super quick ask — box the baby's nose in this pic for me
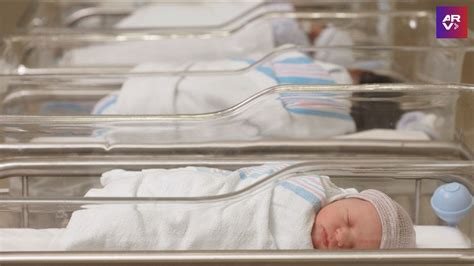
[336,228,351,248]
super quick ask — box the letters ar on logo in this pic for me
[436,6,468,38]
[442,14,461,30]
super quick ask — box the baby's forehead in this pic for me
[336,197,372,207]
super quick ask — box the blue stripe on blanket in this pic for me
[279,92,339,98]
[234,56,314,66]
[287,108,353,121]
[300,176,326,194]
[238,169,269,180]
[237,164,289,181]
[238,166,271,180]
[274,56,314,65]
[238,171,247,180]
[255,66,277,81]
[230,58,279,82]
[94,94,118,115]
[277,77,335,85]
[279,181,321,208]
[41,102,86,114]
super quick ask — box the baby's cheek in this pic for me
[311,216,318,248]
[355,230,382,249]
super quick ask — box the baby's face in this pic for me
[312,198,382,250]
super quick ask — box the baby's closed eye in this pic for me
[345,208,351,226]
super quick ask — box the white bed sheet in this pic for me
[414,225,472,249]
[0,226,470,251]
[0,228,61,251]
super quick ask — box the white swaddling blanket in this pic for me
[60,1,286,66]
[50,164,357,250]
[93,51,353,115]
[92,51,355,142]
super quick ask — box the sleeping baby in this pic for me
[51,164,415,250]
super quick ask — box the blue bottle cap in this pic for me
[444,183,460,192]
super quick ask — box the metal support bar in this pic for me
[415,179,421,225]
[21,176,29,228]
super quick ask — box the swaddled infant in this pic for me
[51,164,415,250]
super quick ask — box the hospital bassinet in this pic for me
[1,158,474,264]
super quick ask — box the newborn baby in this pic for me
[51,164,415,250]
[312,189,415,249]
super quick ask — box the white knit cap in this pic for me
[347,189,416,249]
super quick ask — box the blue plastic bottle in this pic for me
[431,182,473,226]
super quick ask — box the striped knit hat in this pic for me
[348,189,416,249]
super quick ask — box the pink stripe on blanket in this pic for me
[290,178,326,203]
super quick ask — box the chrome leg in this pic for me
[415,179,421,225]
[21,176,29,228]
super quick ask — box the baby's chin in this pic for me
[311,223,318,248]
[311,233,319,249]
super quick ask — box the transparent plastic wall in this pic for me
[2,9,472,74]
[0,84,470,159]
[16,0,441,30]
[0,46,472,118]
